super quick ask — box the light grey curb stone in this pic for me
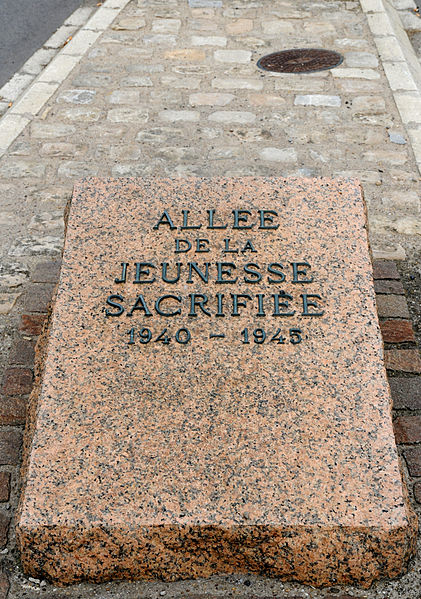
[0,0,131,159]
[360,0,421,174]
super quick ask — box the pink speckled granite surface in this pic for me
[16,177,416,587]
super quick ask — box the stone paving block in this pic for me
[29,212,64,235]
[375,36,406,61]
[294,95,341,107]
[107,108,149,122]
[1,368,33,397]
[208,111,255,123]
[60,29,102,57]
[0,513,10,548]
[159,110,199,122]
[374,279,404,294]
[143,34,178,46]
[108,90,141,104]
[389,131,406,144]
[212,78,263,90]
[39,142,79,157]
[225,19,253,35]
[367,12,395,35]
[30,122,76,138]
[161,75,201,89]
[0,397,27,426]
[400,11,421,31]
[380,319,415,343]
[404,446,421,476]
[261,20,294,34]
[31,261,62,283]
[363,149,407,165]
[191,35,227,46]
[0,473,10,503]
[111,16,146,31]
[22,284,55,313]
[389,215,421,236]
[0,73,34,102]
[189,92,234,106]
[376,294,410,318]
[303,21,335,33]
[0,161,46,179]
[120,76,153,87]
[385,349,421,373]
[8,82,57,117]
[332,68,380,79]
[19,314,47,336]
[57,161,100,178]
[60,106,103,121]
[344,51,379,68]
[381,190,420,213]
[9,235,63,257]
[394,415,421,444]
[373,260,401,279]
[213,49,251,63]
[249,94,286,107]
[43,25,76,49]
[56,89,96,104]
[0,293,21,315]
[335,79,383,92]
[8,338,35,367]
[392,0,416,7]
[0,114,32,156]
[126,64,164,74]
[72,73,113,87]
[360,0,385,11]
[164,49,205,60]
[152,19,181,34]
[258,147,298,162]
[189,0,222,6]
[37,54,81,84]
[64,5,93,27]
[386,94,421,124]
[352,95,386,114]
[0,430,22,465]
[389,377,421,409]
[383,62,417,91]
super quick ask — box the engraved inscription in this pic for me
[103,208,325,346]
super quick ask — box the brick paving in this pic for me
[0,0,420,597]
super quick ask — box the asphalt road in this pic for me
[0,0,95,88]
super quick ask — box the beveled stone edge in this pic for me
[16,521,418,588]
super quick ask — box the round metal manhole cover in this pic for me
[256,49,344,74]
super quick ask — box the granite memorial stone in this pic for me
[17,177,417,587]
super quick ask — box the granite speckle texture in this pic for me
[16,177,417,588]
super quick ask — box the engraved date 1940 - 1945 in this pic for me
[126,326,303,346]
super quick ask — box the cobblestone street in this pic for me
[0,0,421,597]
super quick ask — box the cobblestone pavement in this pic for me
[0,0,421,597]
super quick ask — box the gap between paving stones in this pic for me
[0,0,131,157]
